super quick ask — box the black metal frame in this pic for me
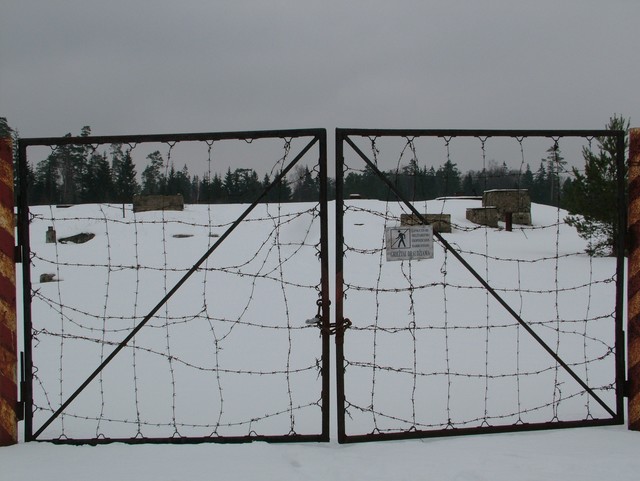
[17,128,331,444]
[15,127,626,445]
[335,128,626,443]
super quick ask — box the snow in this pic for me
[2,199,639,479]
[2,426,639,480]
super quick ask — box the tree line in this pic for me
[6,126,322,205]
[7,124,577,208]
[343,153,571,208]
[1,116,629,255]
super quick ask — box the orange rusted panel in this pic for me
[0,137,16,446]
[629,128,640,431]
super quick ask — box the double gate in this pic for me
[16,128,626,444]
[334,129,625,442]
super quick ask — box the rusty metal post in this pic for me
[505,212,513,232]
[0,137,17,446]
[629,128,640,430]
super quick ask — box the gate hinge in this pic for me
[16,352,27,421]
[624,379,631,398]
[16,351,25,421]
[14,245,22,263]
[15,400,24,421]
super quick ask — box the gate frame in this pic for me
[335,128,626,443]
[17,128,331,444]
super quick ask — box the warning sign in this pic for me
[385,225,434,261]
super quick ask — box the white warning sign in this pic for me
[385,225,434,261]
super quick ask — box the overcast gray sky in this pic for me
[2,0,639,140]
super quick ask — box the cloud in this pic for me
[1,0,639,138]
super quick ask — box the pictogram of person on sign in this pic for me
[392,229,409,248]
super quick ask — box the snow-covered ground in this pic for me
[3,425,639,481]
[2,199,639,480]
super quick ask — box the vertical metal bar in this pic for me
[18,351,24,421]
[627,128,640,429]
[32,136,320,440]
[614,131,626,422]
[343,133,617,418]
[334,129,347,443]
[317,131,331,441]
[17,141,33,441]
[0,136,17,446]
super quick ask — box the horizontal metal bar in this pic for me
[39,433,328,445]
[19,128,326,147]
[337,128,623,139]
[343,135,618,419]
[21,127,623,149]
[340,417,623,444]
[31,136,320,440]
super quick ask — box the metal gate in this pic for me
[334,128,626,443]
[16,127,627,445]
[17,128,330,444]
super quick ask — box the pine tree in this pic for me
[33,154,61,205]
[519,164,535,195]
[543,144,566,206]
[0,117,11,137]
[435,159,461,197]
[177,165,192,202]
[113,149,138,202]
[564,115,629,256]
[210,173,224,202]
[165,164,191,201]
[261,172,293,203]
[343,171,365,198]
[292,165,318,202]
[141,151,165,195]
[166,164,179,195]
[223,167,238,202]
[462,172,476,196]
[62,126,91,204]
[530,162,548,204]
[399,158,420,201]
[81,151,112,202]
[190,175,200,203]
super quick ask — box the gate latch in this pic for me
[304,299,351,335]
[304,298,324,328]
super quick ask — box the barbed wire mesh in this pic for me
[18,128,624,444]
[336,130,624,441]
[20,130,330,443]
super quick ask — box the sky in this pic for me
[2,0,640,141]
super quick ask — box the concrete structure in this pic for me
[482,189,532,225]
[465,207,499,228]
[400,213,452,233]
[133,194,184,213]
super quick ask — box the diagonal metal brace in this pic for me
[343,134,617,419]
[32,135,321,440]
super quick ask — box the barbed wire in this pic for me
[27,136,327,442]
[25,131,621,442]
[339,133,619,437]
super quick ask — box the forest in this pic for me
[3,123,573,208]
[23,139,571,208]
